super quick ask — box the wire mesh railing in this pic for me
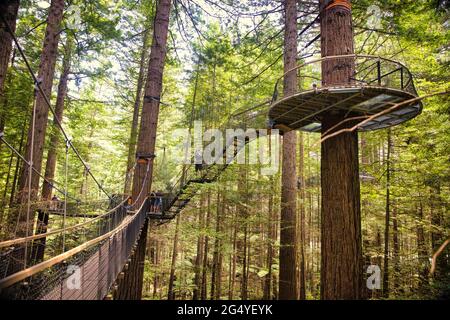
[0,198,149,300]
[0,195,131,285]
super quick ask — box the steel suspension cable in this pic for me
[23,89,39,270]
[0,135,79,202]
[0,160,151,249]
[62,140,69,253]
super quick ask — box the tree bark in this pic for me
[264,175,275,300]
[9,119,26,209]
[115,219,148,300]
[7,0,64,276]
[30,40,72,264]
[116,0,172,300]
[430,183,448,296]
[416,201,429,294]
[319,0,362,300]
[238,165,249,300]
[392,206,400,292]
[279,0,298,301]
[298,132,306,300]
[0,0,20,146]
[41,39,72,200]
[201,191,212,300]
[124,28,150,195]
[17,0,65,206]
[168,214,181,300]
[229,206,237,300]
[211,190,223,300]
[193,195,205,300]
[383,129,392,297]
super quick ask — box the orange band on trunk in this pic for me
[326,0,351,11]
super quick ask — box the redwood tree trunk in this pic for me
[17,0,64,207]
[9,119,26,209]
[32,39,72,264]
[41,39,72,200]
[124,29,150,195]
[0,0,20,142]
[8,0,64,276]
[201,191,212,300]
[319,0,362,300]
[392,206,400,292]
[116,0,172,300]
[279,0,298,301]
[211,190,223,300]
[168,214,181,300]
[115,219,149,300]
[192,196,205,300]
[416,201,429,294]
[383,129,392,297]
[298,133,306,300]
[264,177,275,299]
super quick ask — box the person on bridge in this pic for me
[150,191,157,213]
[195,149,203,172]
[50,195,59,211]
[154,191,163,213]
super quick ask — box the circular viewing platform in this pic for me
[269,55,423,132]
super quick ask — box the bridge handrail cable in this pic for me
[0,197,149,290]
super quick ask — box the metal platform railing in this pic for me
[271,54,418,104]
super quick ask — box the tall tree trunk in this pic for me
[0,152,14,232]
[319,0,362,300]
[298,132,306,300]
[392,206,400,293]
[279,0,298,301]
[264,176,275,299]
[238,164,249,300]
[168,214,181,300]
[115,219,149,300]
[41,39,72,200]
[150,235,160,299]
[430,182,448,296]
[416,200,429,295]
[0,0,20,148]
[229,205,237,300]
[116,0,172,300]
[193,195,205,300]
[211,190,223,300]
[124,28,150,195]
[201,191,212,300]
[383,129,392,297]
[9,120,26,209]
[7,0,64,276]
[16,0,64,206]
[30,39,72,264]
[242,220,249,300]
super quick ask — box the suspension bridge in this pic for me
[0,10,425,299]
